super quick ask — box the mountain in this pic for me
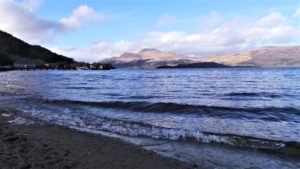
[157,62,233,69]
[199,46,300,67]
[101,46,300,68]
[0,30,74,65]
[101,48,200,68]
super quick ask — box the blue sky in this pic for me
[1,0,300,62]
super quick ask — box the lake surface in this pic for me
[1,68,300,168]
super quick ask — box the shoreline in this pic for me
[0,112,192,169]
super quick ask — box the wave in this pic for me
[29,98,300,122]
[224,92,281,98]
[14,109,300,157]
[5,101,300,158]
[65,86,98,90]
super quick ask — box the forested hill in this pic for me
[0,30,74,65]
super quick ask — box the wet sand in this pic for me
[0,110,192,169]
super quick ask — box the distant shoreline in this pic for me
[3,67,300,72]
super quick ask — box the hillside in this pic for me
[199,46,300,67]
[101,46,300,68]
[101,49,199,68]
[0,31,74,65]
[157,62,233,69]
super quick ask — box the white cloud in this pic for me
[199,11,226,31]
[49,46,88,62]
[21,0,41,11]
[1,1,299,62]
[255,12,287,27]
[156,14,176,29]
[293,8,300,17]
[50,41,137,62]
[0,0,103,44]
[53,11,300,62]
[0,0,62,43]
[60,5,103,30]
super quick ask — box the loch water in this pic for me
[1,68,300,168]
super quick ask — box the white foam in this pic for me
[9,117,35,125]
[31,112,282,150]
[1,113,11,117]
[12,105,287,149]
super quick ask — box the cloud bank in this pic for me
[55,10,300,62]
[294,8,300,17]
[1,0,299,62]
[60,5,103,30]
[156,14,176,29]
[0,0,103,43]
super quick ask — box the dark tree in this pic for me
[0,54,13,66]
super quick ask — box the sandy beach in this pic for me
[0,109,192,169]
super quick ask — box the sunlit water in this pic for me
[1,68,300,168]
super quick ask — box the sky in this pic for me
[0,0,300,62]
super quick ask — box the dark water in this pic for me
[1,68,300,168]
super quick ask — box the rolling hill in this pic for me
[199,46,300,67]
[101,48,199,68]
[101,46,300,68]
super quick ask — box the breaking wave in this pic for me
[15,108,300,154]
[28,98,300,122]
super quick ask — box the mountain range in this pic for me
[101,46,300,68]
[1,30,300,69]
[0,31,74,66]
